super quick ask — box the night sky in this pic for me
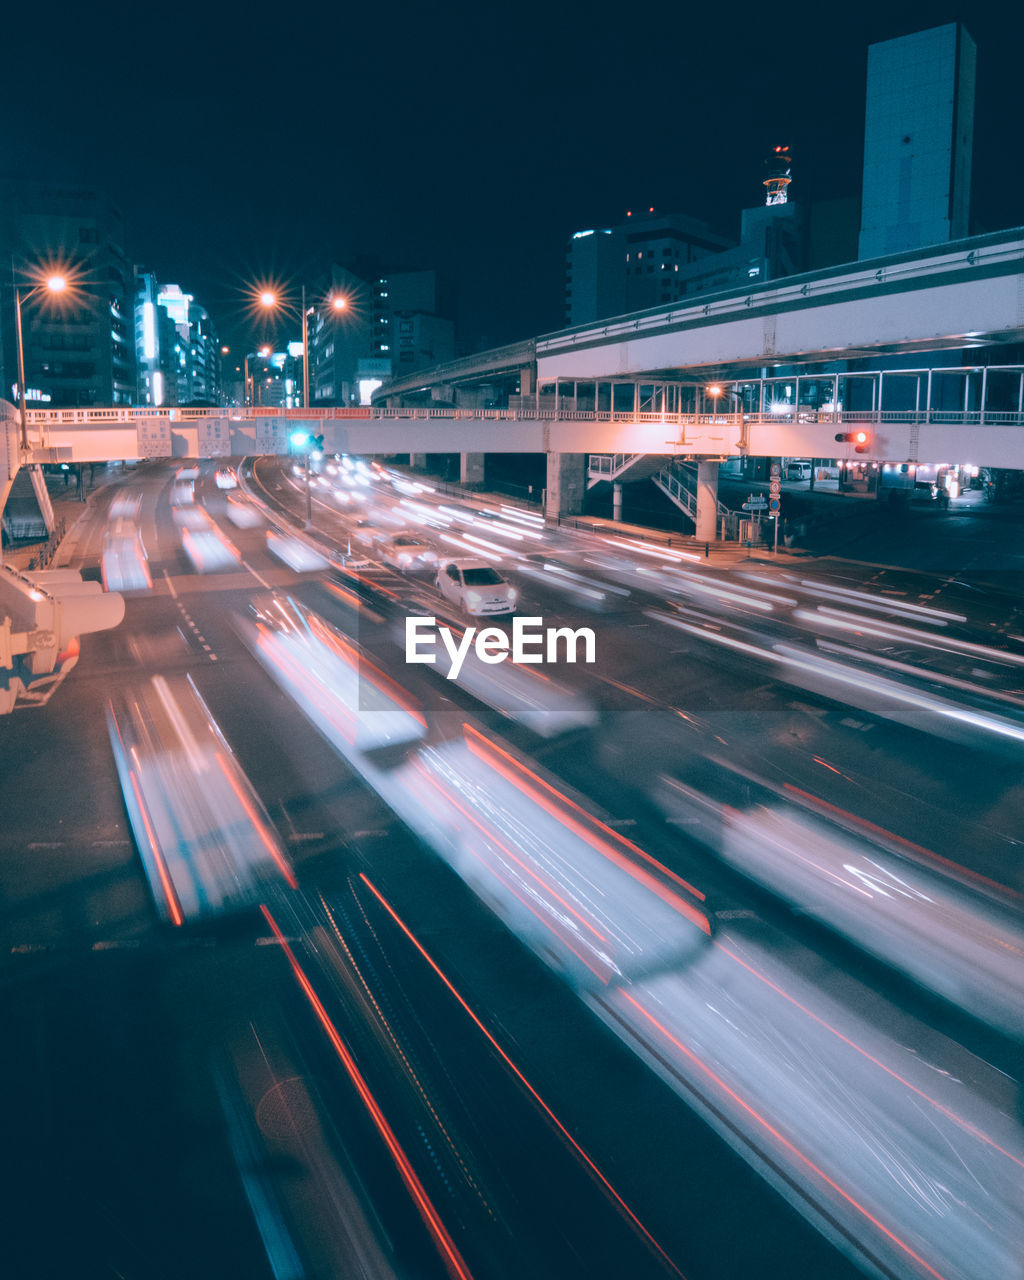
[3,0,1022,358]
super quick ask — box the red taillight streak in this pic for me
[715,940,1024,1170]
[811,756,841,775]
[782,784,1024,904]
[128,772,184,926]
[212,751,297,889]
[339,566,400,601]
[109,703,184,927]
[259,906,474,1280]
[618,990,949,1280]
[359,875,685,1279]
[324,579,384,622]
[405,756,611,973]
[463,725,710,930]
[320,899,485,1202]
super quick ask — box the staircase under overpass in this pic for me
[588,453,736,532]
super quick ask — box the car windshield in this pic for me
[462,567,505,585]
[394,536,420,546]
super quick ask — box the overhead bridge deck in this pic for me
[10,361,1024,472]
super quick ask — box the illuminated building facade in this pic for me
[132,278,222,406]
[0,181,135,406]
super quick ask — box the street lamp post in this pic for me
[254,284,345,410]
[14,286,29,452]
[13,273,68,452]
[301,286,309,410]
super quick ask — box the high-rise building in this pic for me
[858,23,976,259]
[565,211,735,326]
[138,281,221,406]
[0,182,135,407]
[307,265,454,404]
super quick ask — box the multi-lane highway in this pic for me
[1,454,1022,1280]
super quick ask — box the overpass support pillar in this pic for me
[612,482,623,521]
[545,452,585,519]
[695,459,720,542]
[460,452,485,486]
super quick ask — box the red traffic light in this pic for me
[834,430,872,454]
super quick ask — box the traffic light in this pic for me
[835,430,871,454]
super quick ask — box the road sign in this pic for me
[768,498,781,513]
[769,480,781,496]
[743,497,768,511]
[770,462,781,477]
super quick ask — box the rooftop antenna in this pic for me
[764,145,792,206]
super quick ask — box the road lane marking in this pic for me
[242,560,273,589]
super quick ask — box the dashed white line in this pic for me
[242,560,272,589]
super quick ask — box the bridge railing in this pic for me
[23,405,1024,429]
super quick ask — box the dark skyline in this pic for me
[3,0,1022,358]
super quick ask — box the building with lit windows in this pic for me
[134,281,222,406]
[565,210,734,326]
[306,264,454,405]
[0,181,135,406]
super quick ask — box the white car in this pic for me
[435,559,517,616]
[215,468,238,490]
[380,532,437,570]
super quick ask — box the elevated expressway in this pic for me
[4,226,1024,537]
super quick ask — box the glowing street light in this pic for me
[14,271,75,452]
[255,284,347,409]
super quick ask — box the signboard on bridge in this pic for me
[196,418,231,457]
[254,418,291,455]
[136,419,172,458]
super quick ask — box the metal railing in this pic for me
[25,402,1024,430]
[653,462,738,534]
[588,453,642,478]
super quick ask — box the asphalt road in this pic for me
[1,456,1022,1280]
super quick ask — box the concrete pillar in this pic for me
[612,481,623,521]
[410,454,428,469]
[695,459,720,542]
[460,452,485,486]
[544,452,586,518]
[520,365,536,397]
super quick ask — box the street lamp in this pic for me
[254,284,346,409]
[243,345,273,406]
[706,384,723,419]
[14,273,69,452]
[300,288,346,410]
